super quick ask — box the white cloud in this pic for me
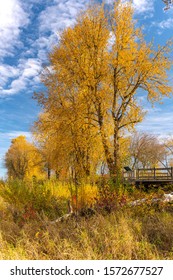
[0,58,42,95]
[33,36,55,60]
[0,0,29,60]
[133,0,155,14]
[0,64,19,86]
[137,110,173,135]
[35,0,88,53]
[157,18,173,29]
[22,59,42,78]
[0,0,90,96]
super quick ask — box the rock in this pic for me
[163,192,173,202]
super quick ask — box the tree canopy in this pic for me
[5,136,44,180]
[33,0,172,183]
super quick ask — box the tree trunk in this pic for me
[113,125,120,182]
[97,102,114,176]
[55,170,60,179]
[47,165,51,180]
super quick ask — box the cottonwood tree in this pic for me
[5,136,43,180]
[34,1,172,183]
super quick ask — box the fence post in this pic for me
[154,167,156,179]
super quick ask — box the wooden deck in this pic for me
[124,167,173,187]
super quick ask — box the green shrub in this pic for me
[0,179,66,222]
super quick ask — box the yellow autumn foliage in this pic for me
[33,0,172,182]
[5,135,44,180]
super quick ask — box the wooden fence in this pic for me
[123,167,173,186]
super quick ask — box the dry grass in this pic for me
[0,205,173,259]
[0,180,173,260]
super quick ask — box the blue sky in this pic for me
[0,0,173,178]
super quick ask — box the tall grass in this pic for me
[0,179,173,260]
[0,206,173,259]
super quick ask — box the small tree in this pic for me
[159,137,173,168]
[5,136,43,180]
[129,132,166,169]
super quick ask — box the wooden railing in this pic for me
[124,167,173,181]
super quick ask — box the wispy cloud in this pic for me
[0,0,89,97]
[0,58,42,95]
[133,0,155,14]
[157,18,173,29]
[34,0,88,58]
[137,110,173,135]
[0,64,19,87]
[0,0,29,60]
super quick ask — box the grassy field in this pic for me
[0,179,173,260]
